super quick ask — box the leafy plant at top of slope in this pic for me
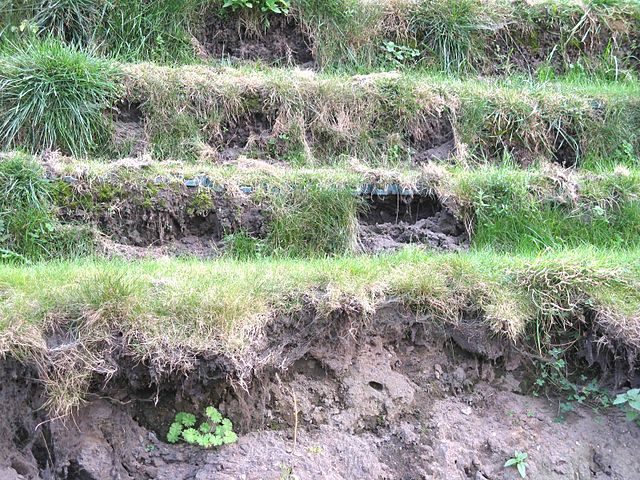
[504,451,528,478]
[167,406,238,448]
[613,388,640,424]
[222,0,290,15]
[0,38,120,157]
[381,41,420,69]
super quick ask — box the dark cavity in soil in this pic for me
[113,101,147,157]
[201,14,314,67]
[358,193,468,253]
[217,105,278,161]
[100,204,222,248]
[551,129,579,167]
[90,188,265,258]
[409,114,455,163]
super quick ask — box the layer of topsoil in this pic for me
[1,305,639,480]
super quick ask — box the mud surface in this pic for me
[216,106,278,162]
[359,194,468,253]
[2,307,639,479]
[200,14,314,67]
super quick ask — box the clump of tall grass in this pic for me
[0,38,120,157]
[32,0,107,44]
[265,184,360,257]
[410,0,493,74]
[0,154,92,261]
[97,0,203,63]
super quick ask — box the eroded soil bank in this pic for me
[1,307,639,480]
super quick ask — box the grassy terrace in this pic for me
[1,0,638,73]
[119,64,640,168]
[0,45,638,166]
[1,247,639,414]
[2,153,640,261]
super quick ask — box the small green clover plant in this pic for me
[504,451,528,478]
[167,406,238,448]
[613,388,640,423]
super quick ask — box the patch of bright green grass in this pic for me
[265,183,360,257]
[0,154,92,261]
[454,165,640,252]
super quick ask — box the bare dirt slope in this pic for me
[1,308,638,480]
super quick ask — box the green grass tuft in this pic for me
[0,154,93,261]
[265,183,360,257]
[411,0,490,74]
[98,0,203,64]
[31,0,106,44]
[0,38,120,156]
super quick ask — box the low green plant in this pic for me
[611,142,638,167]
[167,406,238,448]
[279,464,298,480]
[187,188,214,216]
[504,451,528,478]
[0,39,120,156]
[533,348,611,420]
[224,231,264,260]
[7,19,40,38]
[381,41,420,68]
[222,0,290,15]
[613,388,640,424]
